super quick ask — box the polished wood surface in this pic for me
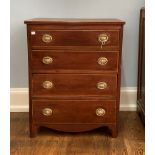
[30,30,120,49]
[10,112,145,155]
[137,8,145,124]
[33,100,116,124]
[24,18,125,25]
[25,19,125,137]
[28,24,122,51]
[32,74,117,97]
[31,50,119,73]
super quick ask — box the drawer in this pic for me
[31,50,119,73]
[30,30,120,50]
[32,100,116,124]
[32,74,117,97]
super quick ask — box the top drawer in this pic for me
[29,30,120,50]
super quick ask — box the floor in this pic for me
[10,112,145,155]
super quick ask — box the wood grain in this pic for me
[25,19,125,137]
[137,8,145,124]
[32,74,117,97]
[10,112,145,155]
[31,50,119,73]
[30,29,120,50]
[32,100,116,124]
[24,18,125,25]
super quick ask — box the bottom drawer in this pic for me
[32,100,116,124]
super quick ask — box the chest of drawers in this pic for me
[25,19,125,138]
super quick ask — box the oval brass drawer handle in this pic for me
[42,34,52,43]
[97,82,107,90]
[98,33,109,43]
[42,81,53,89]
[42,108,53,116]
[98,33,109,48]
[96,108,106,116]
[98,57,108,65]
[42,56,53,64]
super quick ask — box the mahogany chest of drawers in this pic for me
[24,19,125,138]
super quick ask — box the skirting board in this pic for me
[10,87,137,112]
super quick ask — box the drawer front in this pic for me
[31,51,119,73]
[30,30,120,50]
[32,74,117,97]
[32,100,116,124]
